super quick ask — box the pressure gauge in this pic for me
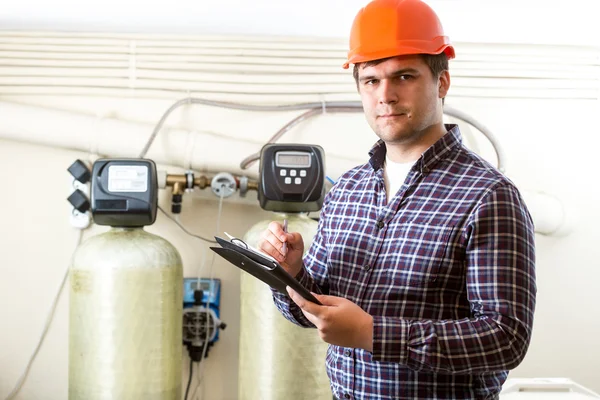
[258,144,325,212]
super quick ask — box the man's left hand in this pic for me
[287,287,373,352]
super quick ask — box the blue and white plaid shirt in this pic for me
[272,124,537,399]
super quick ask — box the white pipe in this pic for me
[0,88,353,104]
[0,100,570,236]
[1,32,597,101]
[443,105,506,173]
[0,100,357,180]
[0,100,262,178]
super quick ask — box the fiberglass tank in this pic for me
[69,227,183,400]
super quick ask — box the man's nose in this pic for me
[378,80,398,105]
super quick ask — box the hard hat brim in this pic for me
[343,44,455,69]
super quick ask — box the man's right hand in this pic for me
[258,221,305,277]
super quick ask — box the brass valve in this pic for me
[164,171,258,214]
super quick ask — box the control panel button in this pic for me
[280,169,287,177]
[290,170,297,177]
[285,177,291,184]
[294,178,302,185]
[300,170,307,177]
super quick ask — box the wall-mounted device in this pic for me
[90,159,158,227]
[182,278,226,361]
[258,144,325,212]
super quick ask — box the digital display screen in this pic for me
[193,281,210,291]
[276,152,311,167]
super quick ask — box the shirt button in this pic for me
[344,394,351,399]
[376,220,384,229]
[344,349,351,356]
[363,265,370,272]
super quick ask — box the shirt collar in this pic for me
[368,124,463,174]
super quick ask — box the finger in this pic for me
[286,232,303,250]
[269,221,297,248]
[300,308,320,327]
[287,287,322,316]
[258,237,285,262]
[312,293,342,307]
[286,286,305,308]
[260,231,286,258]
[268,221,285,237]
[261,227,287,255]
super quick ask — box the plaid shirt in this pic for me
[272,124,536,399]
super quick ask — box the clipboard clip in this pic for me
[223,232,277,263]
[224,231,250,249]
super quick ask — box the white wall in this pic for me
[446,96,600,388]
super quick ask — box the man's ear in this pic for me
[438,70,450,99]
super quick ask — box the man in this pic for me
[258,0,536,398]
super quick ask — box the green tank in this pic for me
[69,227,183,400]
[239,213,331,400]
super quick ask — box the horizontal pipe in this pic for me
[0,100,570,236]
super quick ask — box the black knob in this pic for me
[67,189,90,213]
[67,159,91,184]
[172,194,183,214]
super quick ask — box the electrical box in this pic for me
[182,278,225,360]
[183,278,221,319]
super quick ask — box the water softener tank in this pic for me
[69,227,183,399]
[239,213,331,400]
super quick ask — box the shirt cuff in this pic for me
[294,264,311,285]
[371,316,410,364]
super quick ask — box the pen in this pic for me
[282,219,288,254]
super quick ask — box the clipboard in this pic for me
[210,235,322,305]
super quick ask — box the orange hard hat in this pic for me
[343,0,455,69]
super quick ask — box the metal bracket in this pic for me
[239,176,249,197]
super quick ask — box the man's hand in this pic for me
[287,287,374,352]
[258,221,305,277]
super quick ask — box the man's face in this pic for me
[357,55,448,146]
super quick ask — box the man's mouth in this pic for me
[379,113,405,119]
